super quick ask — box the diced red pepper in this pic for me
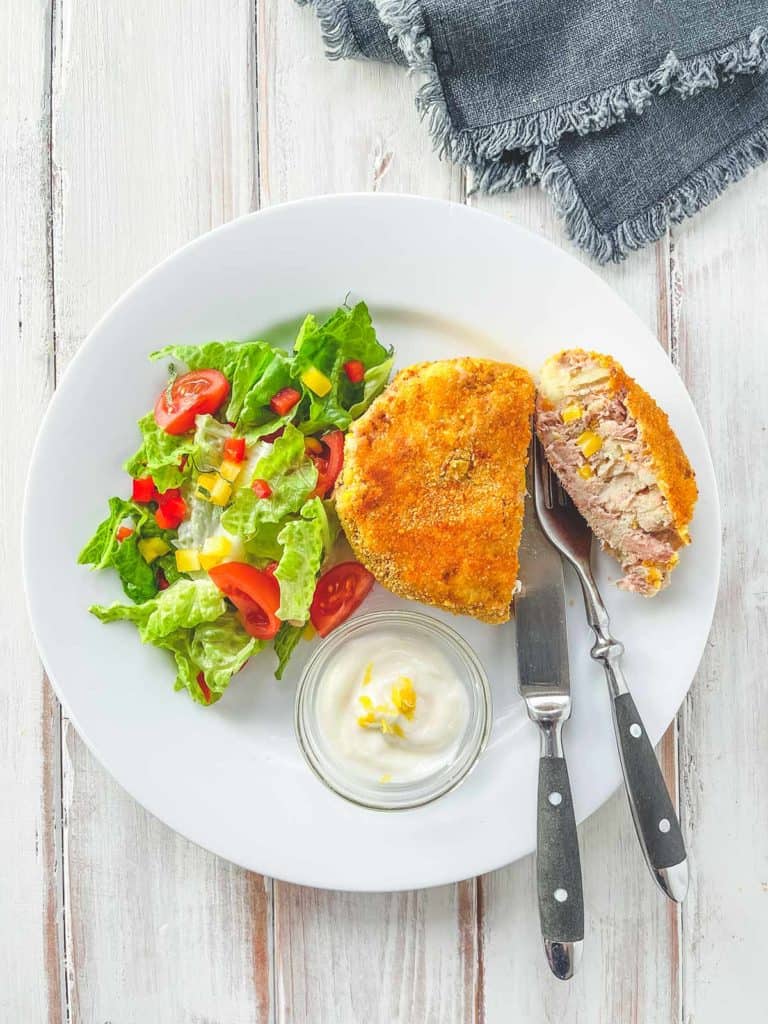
[251,479,272,499]
[343,359,365,384]
[178,455,188,472]
[155,495,187,530]
[269,387,301,416]
[196,671,212,705]
[116,525,133,542]
[159,487,181,503]
[132,476,157,503]
[156,569,169,591]
[223,436,246,463]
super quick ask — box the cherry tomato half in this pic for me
[310,562,374,637]
[208,562,282,640]
[154,369,230,435]
[308,430,344,498]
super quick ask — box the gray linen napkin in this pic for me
[298,1,768,262]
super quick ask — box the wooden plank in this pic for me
[470,189,682,1021]
[258,0,463,204]
[51,3,271,1020]
[673,166,768,1021]
[0,2,64,1020]
[261,5,477,1023]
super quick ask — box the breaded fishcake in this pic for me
[336,358,535,623]
[536,349,697,596]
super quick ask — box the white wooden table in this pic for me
[3,3,766,1020]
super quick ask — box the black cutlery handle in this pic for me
[537,755,584,973]
[612,692,687,895]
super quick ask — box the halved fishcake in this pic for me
[536,349,697,596]
[336,358,535,623]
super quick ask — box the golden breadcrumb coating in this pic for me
[336,358,535,624]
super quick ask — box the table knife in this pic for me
[515,466,584,981]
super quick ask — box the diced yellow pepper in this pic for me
[209,478,232,507]
[561,404,583,424]
[578,463,594,479]
[197,472,232,507]
[219,459,242,484]
[137,537,170,563]
[175,548,202,573]
[577,430,603,458]
[199,534,232,571]
[301,366,332,397]
[196,473,219,499]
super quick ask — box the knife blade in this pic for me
[514,447,584,980]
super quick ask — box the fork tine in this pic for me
[555,475,570,507]
[532,435,554,510]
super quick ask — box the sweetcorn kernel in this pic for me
[577,430,603,457]
[561,404,583,424]
[391,677,417,720]
[577,463,594,479]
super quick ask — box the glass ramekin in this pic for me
[294,610,492,810]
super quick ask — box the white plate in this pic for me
[24,195,720,891]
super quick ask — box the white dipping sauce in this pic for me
[314,631,470,783]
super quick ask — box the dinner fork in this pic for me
[531,439,688,902]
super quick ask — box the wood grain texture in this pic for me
[257,0,463,204]
[262,5,476,1024]
[0,2,64,1020]
[470,190,682,1022]
[51,3,270,1021]
[6,0,767,1019]
[673,166,768,1023]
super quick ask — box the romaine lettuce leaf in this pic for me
[291,302,393,433]
[78,497,147,571]
[347,354,395,419]
[161,612,261,705]
[124,413,197,493]
[152,341,301,433]
[221,424,317,538]
[243,521,285,563]
[151,340,273,425]
[111,533,158,603]
[236,349,298,430]
[273,623,304,681]
[90,578,225,642]
[79,497,179,603]
[274,498,328,622]
[193,414,233,466]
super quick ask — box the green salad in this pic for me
[80,302,392,705]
